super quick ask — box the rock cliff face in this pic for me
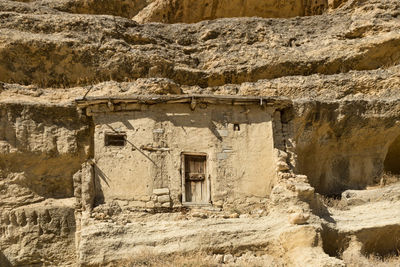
[133,0,329,23]
[1,0,399,91]
[0,103,89,266]
[1,0,400,266]
[10,0,154,18]
[292,100,400,195]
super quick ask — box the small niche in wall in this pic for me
[105,132,126,147]
[233,124,240,131]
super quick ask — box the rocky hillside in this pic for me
[0,0,399,100]
[1,0,400,266]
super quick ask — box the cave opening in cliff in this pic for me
[384,135,400,175]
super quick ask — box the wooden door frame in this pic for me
[181,152,211,206]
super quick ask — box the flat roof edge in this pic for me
[75,94,292,108]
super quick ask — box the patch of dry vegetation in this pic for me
[320,194,346,210]
[344,252,400,267]
[378,172,400,187]
[123,251,219,267]
[119,250,279,267]
[320,172,400,210]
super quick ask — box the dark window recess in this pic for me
[105,133,126,146]
[233,124,240,131]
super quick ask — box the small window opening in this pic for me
[105,133,126,146]
[233,124,240,131]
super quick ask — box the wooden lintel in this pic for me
[75,95,292,112]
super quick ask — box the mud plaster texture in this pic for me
[91,102,278,209]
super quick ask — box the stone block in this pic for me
[223,254,234,263]
[161,202,171,208]
[145,201,155,208]
[229,213,239,218]
[277,160,289,171]
[214,254,224,263]
[289,212,309,225]
[295,184,314,200]
[153,188,170,196]
[157,195,170,203]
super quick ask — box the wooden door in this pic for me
[184,155,207,203]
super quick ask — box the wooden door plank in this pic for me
[183,154,208,204]
[201,181,206,202]
[192,182,197,202]
[195,182,202,202]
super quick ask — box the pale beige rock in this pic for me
[229,213,239,219]
[277,160,290,171]
[134,0,331,24]
[214,254,223,263]
[289,212,310,225]
[293,100,400,195]
[145,201,155,208]
[77,211,300,265]
[1,0,400,266]
[157,195,171,203]
[223,253,234,263]
[0,199,77,266]
[6,0,155,18]
[0,0,399,94]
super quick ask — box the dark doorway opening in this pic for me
[384,135,400,174]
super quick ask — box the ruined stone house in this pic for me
[76,95,292,208]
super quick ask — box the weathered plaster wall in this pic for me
[92,103,277,208]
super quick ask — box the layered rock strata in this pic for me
[0,0,400,266]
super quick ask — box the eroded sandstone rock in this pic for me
[1,0,400,265]
[134,0,331,24]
